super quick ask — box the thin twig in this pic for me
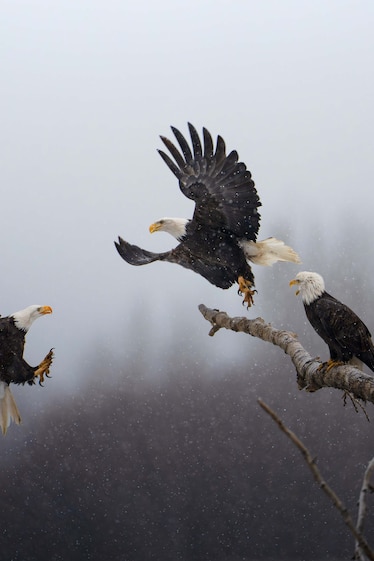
[355,457,374,560]
[342,392,370,422]
[258,399,374,561]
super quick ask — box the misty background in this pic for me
[1,1,374,559]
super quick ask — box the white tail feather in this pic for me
[240,237,301,266]
[0,382,21,435]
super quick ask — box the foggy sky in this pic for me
[1,0,374,404]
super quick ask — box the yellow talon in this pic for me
[238,276,256,308]
[34,349,54,386]
[324,359,344,372]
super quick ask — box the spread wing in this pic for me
[114,237,235,289]
[158,123,261,241]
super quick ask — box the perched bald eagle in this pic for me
[290,271,374,372]
[115,123,300,306]
[0,305,54,435]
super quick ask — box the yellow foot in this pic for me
[34,348,54,386]
[238,276,257,308]
[321,359,344,372]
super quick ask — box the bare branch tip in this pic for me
[198,304,207,315]
[208,325,221,337]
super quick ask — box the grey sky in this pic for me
[1,1,374,401]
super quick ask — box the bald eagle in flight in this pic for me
[290,271,374,372]
[0,305,54,435]
[115,123,300,306]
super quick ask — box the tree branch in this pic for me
[198,305,374,404]
[258,399,374,561]
[355,457,374,560]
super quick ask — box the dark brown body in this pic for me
[0,317,35,385]
[305,291,374,371]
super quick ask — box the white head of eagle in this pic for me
[289,271,325,305]
[149,217,189,241]
[11,305,53,332]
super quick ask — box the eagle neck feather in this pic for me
[11,306,40,332]
[302,284,325,306]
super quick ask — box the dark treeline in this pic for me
[2,223,374,561]
[1,353,374,561]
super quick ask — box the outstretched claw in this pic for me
[34,348,54,386]
[237,276,257,308]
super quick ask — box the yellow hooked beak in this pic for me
[39,305,53,315]
[149,221,162,234]
[289,279,300,296]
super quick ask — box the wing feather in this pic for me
[203,127,214,160]
[188,122,203,158]
[157,150,183,180]
[159,136,186,169]
[115,237,235,289]
[115,237,170,266]
[159,124,261,240]
[171,126,193,163]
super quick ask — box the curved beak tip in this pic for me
[289,280,300,296]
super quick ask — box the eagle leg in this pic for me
[237,276,257,308]
[34,349,54,386]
